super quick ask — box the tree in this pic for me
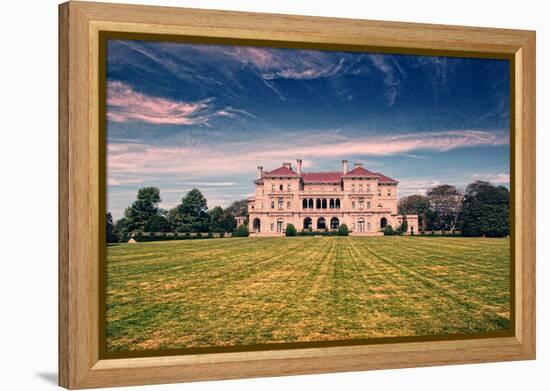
[458,181,509,237]
[168,188,210,233]
[144,214,171,232]
[124,187,162,232]
[234,224,249,237]
[398,194,430,231]
[383,225,395,236]
[114,217,132,242]
[226,199,248,220]
[208,206,224,233]
[285,223,297,236]
[338,224,349,236]
[106,212,118,243]
[426,185,463,232]
[400,218,408,234]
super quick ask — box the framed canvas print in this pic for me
[59,1,536,389]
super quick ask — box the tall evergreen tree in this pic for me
[106,212,118,243]
[124,187,162,232]
[168,188,210,232]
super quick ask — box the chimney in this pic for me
[296,159,303,175]
[257,166,263,179]
[342,159,348,174]
[282,162,292,169]
[354,162,363,168]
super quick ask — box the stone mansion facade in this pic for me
[247,160,417,236]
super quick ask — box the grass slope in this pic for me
[106,236,510,351]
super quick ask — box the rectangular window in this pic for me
[287,184,291,192]
[287,201,291,209]
[367,222,371,230]
[271,184,275,191]
[367,201,371,209]
[279,184,283,191]
[270,223,274,231]
[352,184,355,192]
[387,190,391,196]
[359,198,364,209]
[367,184,371,191]
[271,201,275,209]
[352,201,356,209]
[378,190,382,196]
[359,184,363,192]
[278,198,283,208]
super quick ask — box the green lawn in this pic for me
[106,236,510,352]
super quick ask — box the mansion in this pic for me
[247,159,417,236]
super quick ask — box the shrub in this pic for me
[234,224,249,237]
[285,224,297,236]
[196,232,202,239]
[383,225,395,236]
[401,219,408,234]
[338,224,349,236]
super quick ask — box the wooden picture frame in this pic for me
[59,1,536,389]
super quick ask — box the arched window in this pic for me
[322,199,327,209]
[316,199,321,209]
[357,218,365,232]
[308,199,314,209]
[302,199,308,209]
[330,217,339,230]
[317,217,326,230]
[277,218,284,232]
[253,218,261,233]
[380,217,388,228]
[335,199,341,209]
[329,199,335,209]
[303,217,312,230]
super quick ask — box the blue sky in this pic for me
[106,39,510,221]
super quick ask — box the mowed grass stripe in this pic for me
[106,236,511,351]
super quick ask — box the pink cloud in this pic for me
[260,130,508,159]
[106,130,508,187]
[107,81,221,125]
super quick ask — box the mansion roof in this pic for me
[261,164,398,184]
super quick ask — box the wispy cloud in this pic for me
[107,81,240,125]
[259,130,508,159]
[472,172,510,184]
[107,129,508,187]
[370,55,401,106]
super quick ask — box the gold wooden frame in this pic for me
[59,1,536,388]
